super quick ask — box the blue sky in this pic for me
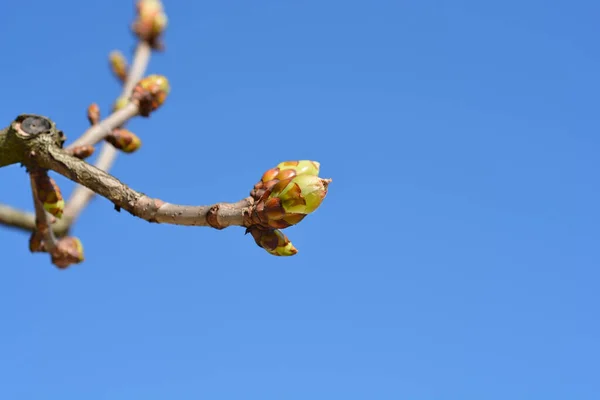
[1,1,599,399]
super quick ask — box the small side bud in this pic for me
[51,237,85,269]
[247,227,298,257]
[32,171,65,219]
[87,103,100,125]
[70,145,95,160]
[106,129,142,153]
[109,51,128,82]
[132,74,170,116]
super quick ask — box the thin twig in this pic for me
[122,42,152,97]
[0,204,37,233]
[0,43,153,235]
[66,103,139,149]
[63,41,152,226]
[35,146,252,229]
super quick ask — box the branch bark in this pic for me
[0,2,331,264]
[31,141,252,229]
[63,41,152,228]
[0,42,155,235]
[0,127,24,167]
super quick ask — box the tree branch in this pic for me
[0,204,37,233]
[123,42,152,99]
[63,41,153,229]
[0,1,332,264]
[0,127,24,167]
[0,43,154,236]
[67,103,139,149]
[33,143,251,229]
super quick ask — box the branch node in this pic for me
[207,205,225,230]
[29,231,45,253]
[132,196,165,222]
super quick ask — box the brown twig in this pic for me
[63,41,153,227]
[0,42,153,235]
[67,103,139,149]
[34,145,252,229]
[0,2,332,264]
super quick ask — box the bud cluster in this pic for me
[132,74,170,117]
[249,160,330,230]
[246,160,330,256]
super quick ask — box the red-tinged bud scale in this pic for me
[32,171,64,219]
[247,160,331,230]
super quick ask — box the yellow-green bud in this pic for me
[248,227,298,257]
[252,174,330,230]
[109,51,128,82]
[132,74,170,116]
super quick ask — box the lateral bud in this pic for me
[106,129,142,153]
[31,170,65,219]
